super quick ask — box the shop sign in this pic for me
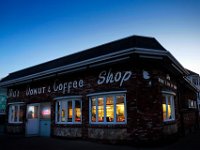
[158,78,177,90]
[26,79,84,96]
[8,89,20,98]
[8,68,132,98]
[97,69,132,86]
[52,79,84,94]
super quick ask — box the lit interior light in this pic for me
[42,108,50,115]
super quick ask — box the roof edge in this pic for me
[0,47,187,87]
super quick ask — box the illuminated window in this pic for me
[162,92,175,122]
[106,96,114,122]
[9,103,24,123]
[55,96,82,124]
[91,98,96,122]
[75,100,81,122]
[88,91,127,124]
[116,96,125,122]
[40,103,51,119]
[27,105,39,119]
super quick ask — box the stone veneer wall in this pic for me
[54,127,82,137]
[6,124,25,134]
[88,128,127,140]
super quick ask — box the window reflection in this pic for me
[9,104,24,123]
[61,101,67,122]
[40,103,51,119]
[27,106,38,119]
[56,99,82,124]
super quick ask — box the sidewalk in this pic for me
[1,130,200,150]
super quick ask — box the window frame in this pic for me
[88,91,127,125]
[188,99,197,109]
[55,96,82,124]
[8,102,24,124]
[162,91,176,122]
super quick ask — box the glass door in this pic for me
[26,103,40,136]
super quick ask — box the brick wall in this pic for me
[5,58,198,143]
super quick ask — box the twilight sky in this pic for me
[0,0,200,79]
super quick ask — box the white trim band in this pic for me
[161,91,176,95]
[8,102,25,105]
[54,95,82,100]
[87,90,127,97]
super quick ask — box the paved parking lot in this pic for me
[0,130,200,150]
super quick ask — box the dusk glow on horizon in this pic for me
[0,0,200,79]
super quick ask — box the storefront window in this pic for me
[89,92,127,124]
[27,105,39,119]
[91,98,96,122]
[68,101,72,122]
[162,92,175,122]
[55,97,82,124]
[116,96,125,122]
[98,97,104,122]
[19,106,24,122]
[61,101,67,122]
[106,96,114,122]
[56,101,61,122]
[40,103,51,119]
[75,100,81,122]
[9,104,24,123]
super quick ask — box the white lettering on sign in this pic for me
[158,78,177,90]
[53,79,84,94]
[97,69,132,86]
[26,86,46,96]
[8,89,20,98]
[8,68,133,98]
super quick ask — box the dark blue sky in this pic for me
[0,0,200,78]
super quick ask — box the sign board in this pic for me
[8,68,133,98]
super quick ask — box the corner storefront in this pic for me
[0,35,198,143]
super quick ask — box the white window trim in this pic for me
[54,95,82,100]
[55,96,82,124]
[161,91,176,96]
[8,102,25,105]
[8,103,24,124]
[89,91,127,125]
[87,90,127,97]
[162,92,176,122]
[188,99,197,109]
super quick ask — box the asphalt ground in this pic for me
[0,130,200,150]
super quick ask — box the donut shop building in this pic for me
[0,35,198,143]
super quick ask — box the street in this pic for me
[0,130,200,150]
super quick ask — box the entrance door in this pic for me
[39,102,51,137]
[26,103,40,136]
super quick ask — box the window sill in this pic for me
[55,122,82,125]
[8,122,23,124]
[90,122,126,125]
[88,124,127,128]
[163,120,176,125]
